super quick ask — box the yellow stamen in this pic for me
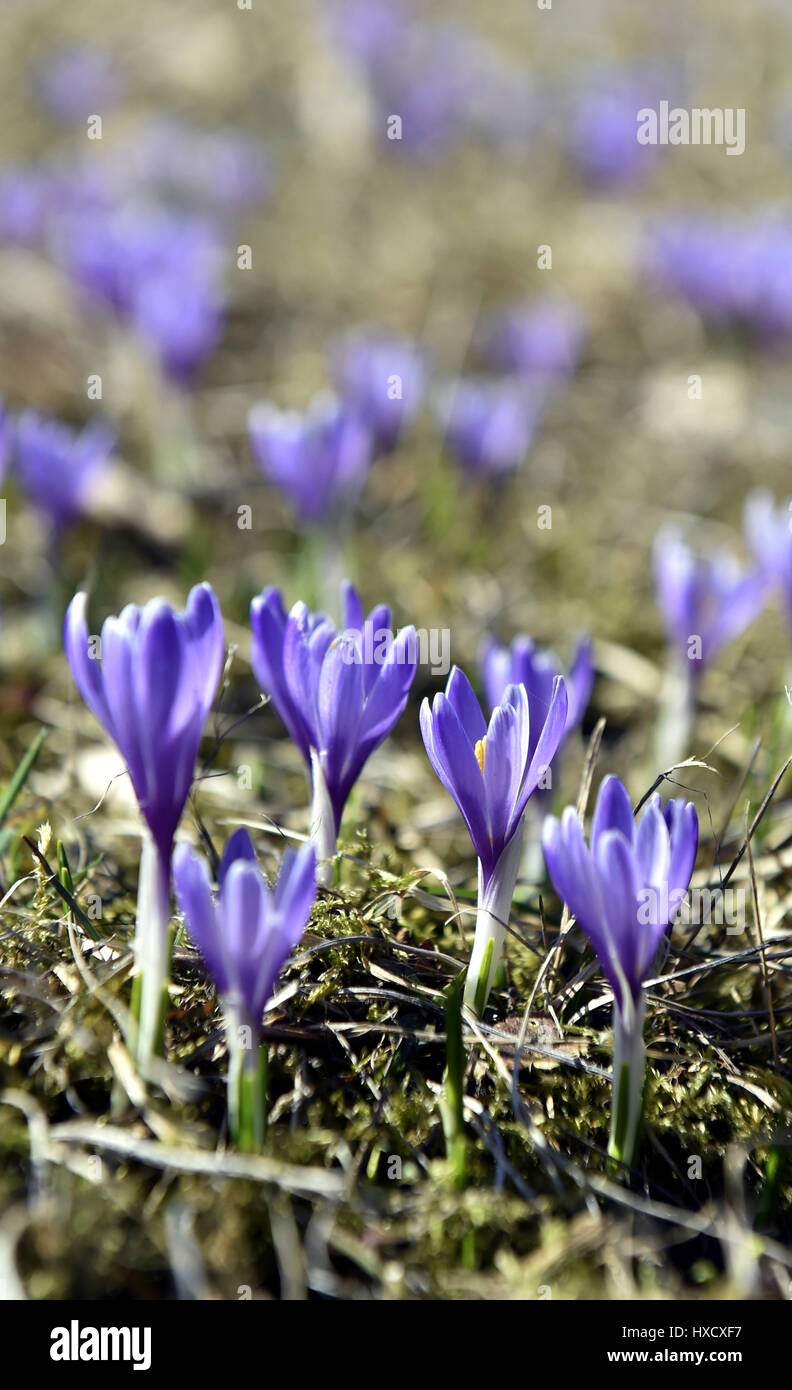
[474,737,486,773]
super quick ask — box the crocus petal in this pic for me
[64,591,112,733]
[218,826,257,886]
[592,774,635,849]
[173,842,229,997]
[445,666,488,745]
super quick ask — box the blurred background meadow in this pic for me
[1,0,792,1301]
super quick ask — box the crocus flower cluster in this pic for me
[0,108,272,384]
[62,204,225,382]
[64,583,225,1071]
[248,394,372,527]
[543,776,698,1164]
[251,581,418,883]
[174,830,316,1150]
[329,4,537,158]
[421,667,568,1009]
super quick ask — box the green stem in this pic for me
[228,1025,269,1152]
[464,825,524,1013]
[608,994,646,1168]
[440,974,467,1189]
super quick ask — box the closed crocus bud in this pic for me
[250,580,417,884]
[174,831,316,1150]
[248,393,372,527]
[437,378,547,480]
[15,412,116,531]
[421,666,568,1011]
[64,583,225,1072]
[543,775,698,1166]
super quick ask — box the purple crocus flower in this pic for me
[132,268,224,383]
[653,527,764,767]
[421,666,568,1010]
[60,204,225,381]
[248,394,372,526]
[250,581,417,882]
[481,634,593,742]
[543,775,698,1163]
[743,489,792,627]
[649,212,792,343]
[173,830,316,1148]
[15,412,115,530]
[481,298,586,379]
[570,74,665,187]
[438,378,547,480]
[64,583,225,1070]
[35,44,123,122]
[329,330,425,452]
[653,528,764,677]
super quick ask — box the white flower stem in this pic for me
[130,831,172,1077]
[464,821,525,1014]
[310,749,337,888]
[655,657,697,771]
[608,993,647,1168]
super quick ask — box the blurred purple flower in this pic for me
[173,829,316,1038]
[0,166,53,244]
[329,330,425,451]
[481,633,593,750]
[543,775,698,1162]
[15,412,115,530]
[649,212,792,342]
[250,580,417,880]
[653,527,764,676]
[132,269,224,382]
[60,204,225,379]
[744,489,792,625]
[570,74,665,187]
[35,43,123,122]
[421,666,567,1008]
[438,378,546,479]
[326,0,413,73]
[248,394,372,525]
[481,298,586,379]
